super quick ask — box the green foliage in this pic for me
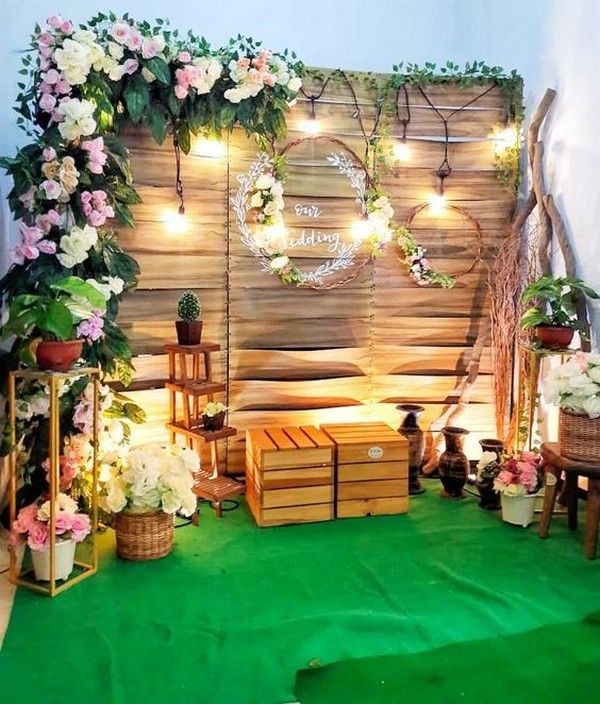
[520,275,599,330]
[177,291,202,321]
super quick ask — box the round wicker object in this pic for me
[114,511,174,561]
[559,409,600,463]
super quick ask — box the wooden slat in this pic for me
[337,496,409,518]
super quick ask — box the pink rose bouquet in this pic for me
[11,493,91,552]
[493,450,543,497]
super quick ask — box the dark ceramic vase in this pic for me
[397,403,425,495]
[439,426,469,498]
[476,438,504,510]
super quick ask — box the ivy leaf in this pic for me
[113,200,135,228]
[177,123,191,154]
[123,74,150,123]
[145,57,171,85]
[148,104,170,143]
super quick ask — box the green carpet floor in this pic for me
[1,480,599,704]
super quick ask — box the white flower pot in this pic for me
[500,493,537,528]
[31,539,76,581]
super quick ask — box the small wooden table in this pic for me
[539,442,600,559]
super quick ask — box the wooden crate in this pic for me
[321,422,409,517]
[245,426,335,526]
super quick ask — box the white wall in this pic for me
[1,0,598,342]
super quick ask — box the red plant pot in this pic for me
[534,325,574,349]
[36,340,84,371]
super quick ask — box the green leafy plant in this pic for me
[520,275,599,330]
[177,291,202,322]
[2,276,106,341]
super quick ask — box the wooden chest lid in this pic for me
[246,425,334,470]
[321,422,408,464]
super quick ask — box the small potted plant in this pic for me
[175,291,202,345]
[520,275,598,349]
[202,401,227,431]
[493,450,543,527]
[11,493,91,581]
[100,443,199,560]
[1,276,107,370]
[543,352,600,462]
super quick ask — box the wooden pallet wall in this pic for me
[117,70,516,469]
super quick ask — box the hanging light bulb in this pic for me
[393,139,411,162]
[352,217,372,241]
[490,125,519,154]
[300,95,321,134]
[194,137,226,158]
[164,136,188,234]
[427,192,446,216]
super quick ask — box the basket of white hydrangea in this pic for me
[100,443,199,560]
[543,352,600,462]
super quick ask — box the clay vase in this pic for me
[438,426,470,499]
[476,438,504,510]
[534,325,574,350]
[396,403,425,495]
[36,339,83,371]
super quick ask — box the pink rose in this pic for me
[43,146,57,161]
[60,20,73,34]
[141,37,160,59]
[54,512,72,534]
[47,15,62,29]
[12,503,38,535]
[47,208,61,224]
[174,84,188,100]
[38,240,57,255]
[247,68,263,83]
[126,31,143,51]
[40,81,53,95]
[41,180,61,200]
[110,21,131,44]
[178,51,191,63]
[38,31,54,47]
[237,57,251,68]
[70,513,91,542]
[39,93,57,112]
[262,72,276,87]
[27,520,50,552]
[39,46,53,59]
[18,185,37,211]
[497,469,515,485]
[45,68,61,85]
[55,80,71,95]
[122,58,139,75]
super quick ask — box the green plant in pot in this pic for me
[176,291,202,345]
[202,401,227,432]
[1,276,107,371]
[520,275,599,349]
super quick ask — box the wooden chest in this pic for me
[245,426,335,527]
[321,422,409,518]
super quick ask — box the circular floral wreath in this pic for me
[396,202,484,288]
[232,137,396,288]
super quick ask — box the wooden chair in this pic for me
[539,442,600,559]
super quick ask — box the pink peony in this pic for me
[497,469,516,485]
[54,512,73,534]
[27,520,50,552]
[70,513,91,542]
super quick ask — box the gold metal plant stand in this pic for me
[8,368,100,597]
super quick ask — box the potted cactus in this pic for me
[175,291,202,345]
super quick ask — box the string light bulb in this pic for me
[352,217,372,241]
[194,137,226,158]
[300,95,320,134]
[393,139,411,162]
[427,192,446,216]
[163,208,189,234]
[490,125,519,154]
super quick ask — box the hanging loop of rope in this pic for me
[173,136,185,214]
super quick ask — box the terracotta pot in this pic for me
[175,320,202,345]
[203,411,225,432]
[397,403,425,495]
[439,426,470,498]
[476,438,504,511]
[534,325,574,349]
[36,339,83,371]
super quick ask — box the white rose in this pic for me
[104,276,125,296]
[107,420,124,444]
[263,201,279,216]
[255,174,275,190]
[57,224,98,268]
[270,255,289,271]
[224,87,245,103]
[108,41,124,60]
[250,192,263,208]
[287,76,302,92]
[57,99,97,142]
[583,395,600,419]
[270,181,284,197]
[54,38,93,85]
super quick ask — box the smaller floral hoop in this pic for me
[398,202,484,286]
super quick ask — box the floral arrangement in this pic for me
[543,352,600,418]
[488,450,543,497]
[396,227,455,288]
[11,493,91,552]
[100,443,199,516]
[202,401,227,418]
[0,12,301,515]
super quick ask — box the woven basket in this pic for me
[114,511,174,561]
[559,408,600,463]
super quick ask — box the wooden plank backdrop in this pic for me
[117,70,516,470]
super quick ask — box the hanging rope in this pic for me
[173,136,185,214]
[396,84,411,142]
